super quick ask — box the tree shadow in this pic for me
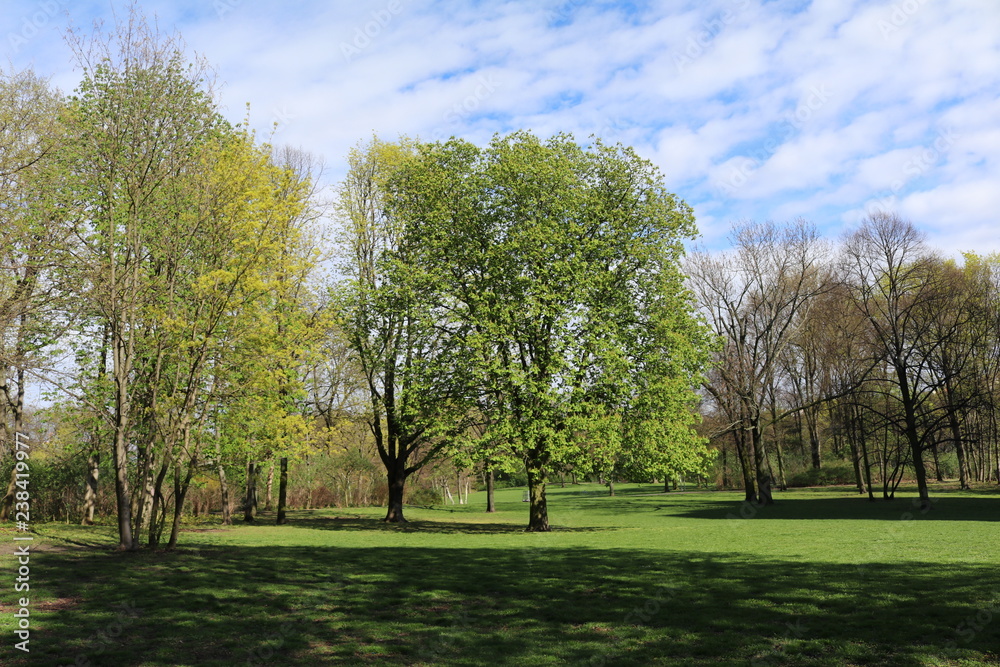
[280,513,609,535]
[13,539,1000,666]
[566,491,1000,522]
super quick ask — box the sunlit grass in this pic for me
[2,483,999,665]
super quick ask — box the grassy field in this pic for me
[2,483,999,666]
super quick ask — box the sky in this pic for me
[3,0,999,254]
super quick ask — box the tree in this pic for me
[0,67,68,521]
[689,220,829,505]
[390,132,713,530]
[335,136,475,523]
[841,212,948,510]
[63,12,222,549]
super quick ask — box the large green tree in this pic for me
[335,136,476,523]
[390,132,713,530]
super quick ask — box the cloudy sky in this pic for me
[3,0,998,253]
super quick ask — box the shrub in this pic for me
[788,464,856,487]
[406,486,442,507]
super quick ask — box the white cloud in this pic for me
[2,0,999,254]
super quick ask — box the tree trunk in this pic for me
[265,459,275,511]
[845,405,866,495]
[0,464,18,521]
[218,460,232,525]
[806,406,822,469]
[485,469,496,513]
[244,461,258,523]
[384,464,407,522]
[931,441,944,482]
[147,461,170,548]
[607,475,615,496]
[751,417,773,505]
[167,463,195,549]
[112,419,136,550]
[897,366,931,510]
[525,465,549,532]
[82,450,100,525]
[733,427,756,503]
[277,457,289,524]
[949,402,970,490]
[858,406,875,501]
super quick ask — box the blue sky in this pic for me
[4,0,999,254]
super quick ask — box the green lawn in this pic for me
[2,484,999,666]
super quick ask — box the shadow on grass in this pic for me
[568,492,1000,523]
[278,513,609,535]
[14,539,1000,666]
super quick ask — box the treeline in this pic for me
[0,11,715,547]
[691,214,1000,508]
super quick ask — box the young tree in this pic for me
[390,132,713,530]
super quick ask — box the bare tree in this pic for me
[689,219,830,505]
[840,212,949,510]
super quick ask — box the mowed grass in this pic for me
[2,483,999,666]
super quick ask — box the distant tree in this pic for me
[841,212,948,510]
[689,220,829,505]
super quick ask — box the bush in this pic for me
[788,464,857,488]
[406,485,442,506]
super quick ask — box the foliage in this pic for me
[390,131,714,530]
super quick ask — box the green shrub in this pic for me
[788,464,856,487]
[406,486,442,506]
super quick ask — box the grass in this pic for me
[2,483,999,666]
